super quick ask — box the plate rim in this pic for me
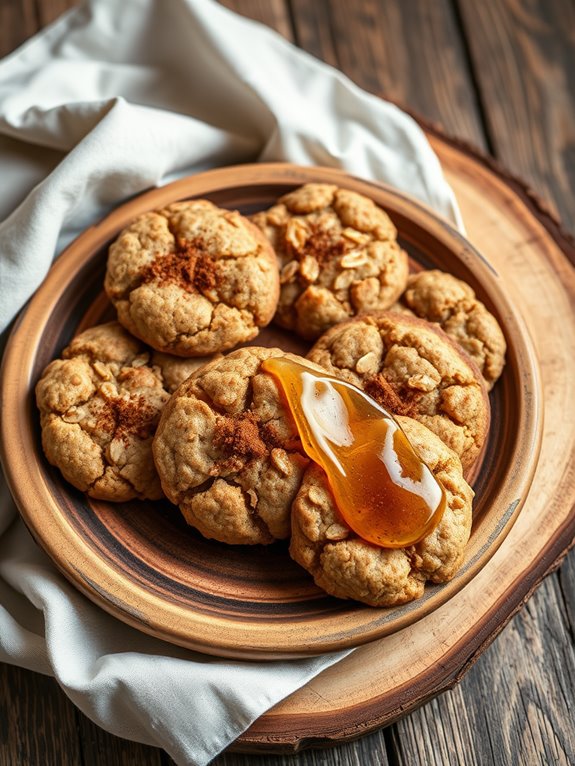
[0,162,543,659]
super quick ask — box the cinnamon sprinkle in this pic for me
[213,412,286,461]
[139,238,217,294]
[284,221,346,265]
[96,393,157,441]
[363,374,415,418]
[214,412,267,460]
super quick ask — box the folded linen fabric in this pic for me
[0,0,461,763]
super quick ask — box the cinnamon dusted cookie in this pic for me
[307,311,490,471]
[105,200,280,356]
[251,183,408,340]
[290,416,474,607]
[397,270,506,389]
[153,346,327,545]
[36,322,214,502]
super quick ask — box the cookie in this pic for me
[397,270,506,389]
[36,322,214,502]
[153,346,325,545]
[251,183,408,340]
[307,311,490,471]
[289,416,474,606]
[104,200,280,356]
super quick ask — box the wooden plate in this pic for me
[0,163,541,661]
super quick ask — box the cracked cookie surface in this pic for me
[105,200,280,356]
[307,311,490,471]
[396,270,506,389]
[251,183,408,340]
[36,322,213,501]
[289,416,474,606]
[153,346,333,545]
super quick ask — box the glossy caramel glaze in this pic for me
[262,357,447,547]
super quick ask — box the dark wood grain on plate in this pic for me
[0,163,541,661]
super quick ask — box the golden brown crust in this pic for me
[307,311,490,470]
[251,183,409,340]
[105,200,280,356]
[289,416,474,607]
[397,270,506,389]
[153,347,338,545]
[35,322,215,502]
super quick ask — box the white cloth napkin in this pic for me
[0,0,462,763]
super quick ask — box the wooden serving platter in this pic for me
[0,164,540,662]
[232,132,575,751]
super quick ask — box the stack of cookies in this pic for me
[36,183,506,608]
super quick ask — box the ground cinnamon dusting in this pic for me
[96,393,157,440]
[212,411,287,461]
[285,222,346,265]
[214,412,268,460]
[364,374,415,418]
[139,239,217,294]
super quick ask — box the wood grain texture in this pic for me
[0,664,80,766]
[391,575,575,765]
[285,0,338,68]
[216,735,390,766]
[219,0,294,39]
[34,0,75,26]
[0,0,38,56]
[558,552,575,641]
[457,0,575,224]
[289,0,487,149]
[445,3,575,763]
[76,714,164,766]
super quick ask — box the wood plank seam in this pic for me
[450,0,497,154]
[389,99,575,258]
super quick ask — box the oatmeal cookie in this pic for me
[290,416,474,606]
[397,270,506,389]
[251,183,408,340]
[153,346,334,545]
[307,311,490,471]
[105,200,280,356]
[36,322,214,501]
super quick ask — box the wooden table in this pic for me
[1,1,574,764]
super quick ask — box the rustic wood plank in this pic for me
[283,2,575,762]
[289,0,487,149]
[0,663,168,766]
[0,663,81,766]
[0,0,38,57]
[285,0,338,69]
[447,2,575,758]
[218,0,294,39]
[34,0,76,27]
[558,551,575,642]
[216,731,390,765]
[76,712,165,766]
[391,576,575,765]
[456,0,575,223]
